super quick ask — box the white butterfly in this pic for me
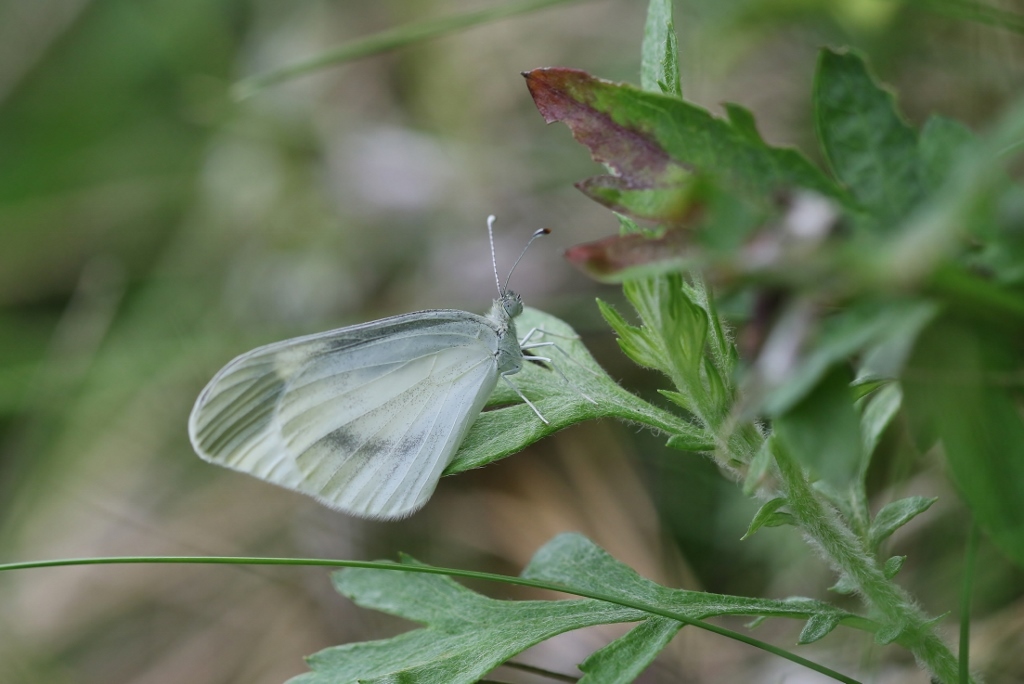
[188,217,553,520]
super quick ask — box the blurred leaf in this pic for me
[724,103,764,143]
[903,317,1024,567]
[813,48,924,229]
[917,115,975,193]
[448,307,706,473]
[577,617,682,683]
[234,0,586,96]
[880,93,1024,287]
[868,496,937,550]
[774,366,863,489]
[761,298,936,416]
[640,0,681,97]
[576,176,694,222]
[563,180,764,280]
[525,67,845,216]
[858,382,902,472]
[742,436,774,495]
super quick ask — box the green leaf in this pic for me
[856,302,939,383]
[596,298,665,371]
[917,115,975,194]
[858,382,902,476]
[577,176,694,222]
[813,48,924,229]
[623,276,709,382]
[883,556,907,579]
[874,620,907,646]
[773,366,863,490]
[291,557,645,684]
[742,437,774,495]
[742,497,791,539]
[798,612,843,645]
[665,433,716,452]
[761,298,935,417]
[868,496,938,550]
[724,103,764,143]
[294,534,866,684]
[524,533,858,627]
[449,307,704,473]
[902,317,1024,567]
[525,67,846,206]
[640,0,681,98]
[828,573,857,596]
[578,617,682,683]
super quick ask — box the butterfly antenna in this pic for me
[504,227,551,294]
[488,215,503,296]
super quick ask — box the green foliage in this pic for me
[814,48,925,229]
[295,534,868,683]
[223,2,1024,683]
[448,307,708,473]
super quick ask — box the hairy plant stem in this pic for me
[771,438,969,684]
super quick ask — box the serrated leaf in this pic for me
[596,297,664,370]
[742,498,789,540]
[291,560,646,684]
[449,307,704,473]
[868,496,937,550]
[813,48,924,229]
[578,617,682,683]
[577,176,694,222]
[527,68,842,201]
[297,535,863,684]
[883,555,907,579]
[724,103,763,143]
[524,533,856,628]
[798,613,843,645]
[624,275,708,382]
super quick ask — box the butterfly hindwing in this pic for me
[189,310,507,519]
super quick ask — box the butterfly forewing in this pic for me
[189,310,511,519]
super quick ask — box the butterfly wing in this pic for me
[188,311,505,519]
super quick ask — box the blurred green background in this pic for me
[2,1,1023,682]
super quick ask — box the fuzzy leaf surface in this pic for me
[290,558,644,684]
[868,496,937,550]
[524,533,861,633]
[577,617,682,683]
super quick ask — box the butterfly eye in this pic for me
[503,292,523,317]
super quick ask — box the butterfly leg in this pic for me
[520,329,599,405]
[501,373,549,425]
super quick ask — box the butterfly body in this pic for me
[188,291,525,519]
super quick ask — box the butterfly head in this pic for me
[501,290,523,318]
